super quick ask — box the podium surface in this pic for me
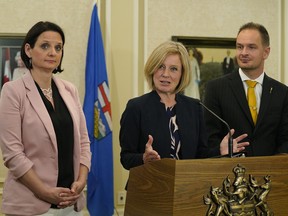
[124,155,288,216]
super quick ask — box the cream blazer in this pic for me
[0,72,91,215]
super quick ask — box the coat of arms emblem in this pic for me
[204,164,273,216]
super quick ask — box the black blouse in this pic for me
[35,80,74,207]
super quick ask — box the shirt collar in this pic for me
[238,68,264,85]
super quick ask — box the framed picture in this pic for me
[0,34,26,91]
[172,36,236,100]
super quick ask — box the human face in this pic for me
[25,31,63,73]
[153,54,182,95]
[236,29,270,76]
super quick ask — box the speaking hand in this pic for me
[143,135,161,163]
[233,131,249,153]
[220,129,249,155]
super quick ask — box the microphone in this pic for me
[199,101,233,158]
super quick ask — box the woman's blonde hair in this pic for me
[144,41,191,94]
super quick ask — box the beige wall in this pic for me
[146,0,284,80]
[0,0,287,215]
[0,0,95,99]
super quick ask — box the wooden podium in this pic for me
[124,155,288,215]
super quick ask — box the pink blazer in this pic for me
[0,72,91,215]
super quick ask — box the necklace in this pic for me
[41,87,53,101]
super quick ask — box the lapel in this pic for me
[22,72,57,150]
[22,73,79,154]
[53,76,75,118]
[53,77,80,149]
[228,72,254,125]
[256,74,273,128]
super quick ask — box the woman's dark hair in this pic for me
[21,21,65,73]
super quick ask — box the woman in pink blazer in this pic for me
[0,21,91,216]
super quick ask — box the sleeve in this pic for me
[0,83,34,178]
[71,84,91,170]
[119,100,145,170]
[276,88,288,154]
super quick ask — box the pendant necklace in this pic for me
[41,87,53,101]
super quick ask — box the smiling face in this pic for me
[236,29,270,78]
[25,31,63,73]
[152,54,182,95]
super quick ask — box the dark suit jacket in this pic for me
[204,71,288,156]
[120,91,219,170]
[222,57,235,75]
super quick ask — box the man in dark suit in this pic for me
[222,49,235,75]
[204,22,288,156]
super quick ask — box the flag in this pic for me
[2,48,11,84]
[83,4,114,216]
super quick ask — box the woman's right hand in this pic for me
[18,169,78,208]
[38,186,80,208]
[143,135,161,163]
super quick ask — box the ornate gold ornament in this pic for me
[204,164,273,216]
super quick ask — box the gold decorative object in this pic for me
[204,164,273,216]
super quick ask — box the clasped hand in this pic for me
[40,180,85,209]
